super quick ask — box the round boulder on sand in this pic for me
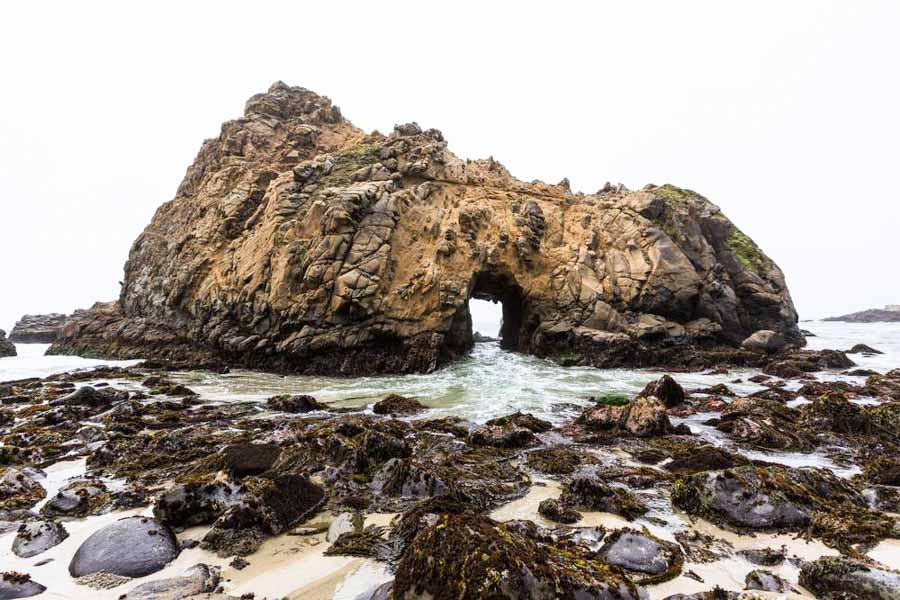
[68,516,179,578]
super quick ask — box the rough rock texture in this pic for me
[49,82,802,375]
[8,314,69,343]
[799,556,900,599]
[393,513,641,600]
[69,516,179,578]
[0,331,14,358]
[121,564,226,600]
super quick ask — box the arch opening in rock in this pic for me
[469,271,527,351]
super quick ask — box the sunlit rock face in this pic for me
[50,82,801,374]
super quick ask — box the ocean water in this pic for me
[2,321,898,427]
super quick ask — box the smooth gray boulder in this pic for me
[0,572,45,599]
[11,520,69,558]
[69,516,179,578]
[598,528,682,582]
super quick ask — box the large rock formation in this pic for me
[49,82,802,375]
[0,330,15,358]
[9,313,69,343]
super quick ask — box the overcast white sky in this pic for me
[1,1,898,332]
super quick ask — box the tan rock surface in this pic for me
[50,82,801,374]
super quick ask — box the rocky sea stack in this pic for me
[9,313,69,343]
[0,330,15,357]
[49,82,802,375]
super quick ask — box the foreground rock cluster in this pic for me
[1,346,898,598]
[49,82,803,375]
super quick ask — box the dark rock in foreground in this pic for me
[8,314,69,344]
[266,394,327,413]
[598,528,684,585]
[393,513,642,600]
[672,465,896,550]
[799,556,900,599]
[0,572,45,599]
[222,443,281,477]
[69,516,179,578]
[372,394,425,416]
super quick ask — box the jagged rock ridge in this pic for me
[50,82,802,374]
[9,313,69,343]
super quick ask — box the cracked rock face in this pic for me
[50,81,802,375]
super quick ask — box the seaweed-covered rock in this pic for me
[744,569,791,592]
[69,516,179,578]
[538,498,582,524]
[372,394,425,416]
[201,474,325,556]
[485,411,553,433]
[578,396,682,438]
[368,448,530,511]
[560,475,648,520]
[598,528,683,585]
[469,422,536,448]
[737,548,785,566]
[664,445,749,474]
[40,479,110,518]
[640,375,686,407]
[393,513,642,600]
[800,393,873,436]
[11,520,68,558]
[222,443,281,477]
[799,556,900,600]
[672,465,894,548]
[526,447,591,475]
[716,397,815,450]
[120,564,223,599]
[0,572,45,599]
[0,469,45,511]
[153,480,239,527]
[863,456,900,486]
[266,394,327,413]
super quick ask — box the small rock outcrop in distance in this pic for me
[8,314,69,343]
[49,82,803,375]
[0,330,14,358]
[823,306,900,323]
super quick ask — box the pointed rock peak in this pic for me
[244,81,343,124]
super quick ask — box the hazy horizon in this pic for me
[2,2,898,332]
